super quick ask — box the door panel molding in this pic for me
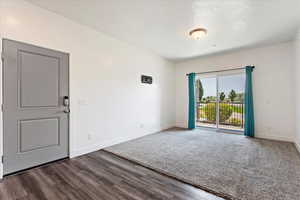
[18,117,60,153]
[17,50,61,109]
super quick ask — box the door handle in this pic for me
[64,108,70,113]
[63,96,70,113]
[63,96,69,106]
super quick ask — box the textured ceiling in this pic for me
[25,0,300,61]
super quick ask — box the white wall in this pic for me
[0,0,175,176]
[294,29,300,150]
[175,42,296,142]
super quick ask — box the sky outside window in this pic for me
[198,74,245,98]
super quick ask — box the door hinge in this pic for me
[1,52,4,61]
[1,156,4,163]
[1,104,3,112]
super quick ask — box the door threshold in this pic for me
[3,157,68,178]
[197,126,243,135]
[216,128,243,135]
[196,126,217,132]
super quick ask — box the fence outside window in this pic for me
[196,102,244,130]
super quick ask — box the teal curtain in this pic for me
[188,73,196,129]
[245,66,255,137]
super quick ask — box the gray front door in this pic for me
[2,39,69,175]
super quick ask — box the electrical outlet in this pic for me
[140,124,144,128]
[88,133,92,140]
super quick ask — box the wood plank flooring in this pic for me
[0,150,223,200]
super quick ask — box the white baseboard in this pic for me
[70,126,174,158]
[175,126,294,143]
[70,134,138,158]
[69,137,142,158]
[70,140,117,158]
[255,134,294,142]
[175,121,187,129]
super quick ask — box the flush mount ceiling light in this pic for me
[189,28,207,40]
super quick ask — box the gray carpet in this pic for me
[105,128,300,200]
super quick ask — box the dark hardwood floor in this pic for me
[0,150,223,200]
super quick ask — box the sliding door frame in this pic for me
[196,70,245,134]
[216,76,220,129]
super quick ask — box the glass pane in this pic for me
[195,76,217,128]
[218,73,245,131]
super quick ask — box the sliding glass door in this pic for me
[196,76,217,128]
[195,72,245,132]
[218,73,245,131]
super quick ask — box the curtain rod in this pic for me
[186,66,255,76]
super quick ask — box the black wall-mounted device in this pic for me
[141,75,153,84]
[63,96,69,106]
